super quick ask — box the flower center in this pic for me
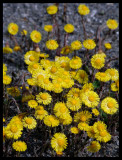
[74,93,79,97]
[71,99,77,105]
[17,142,23,147]
[81,123,86,127]
[59,106,66,113]
[57,139,65,146]
[57,78,62,82]
[95,58,101,65]
[40,93,47,100]
[88,95,95,102]
[31,100,36,105]
[44,78,49,84]
[100,73,106,77]
[12,25,16,30]
[25,118,33,124]
[64,79,70,83]
[33,64,38,69]
[45,60,50,64]
[4,76,8,80]
[65,48,70,53]
[91,142,96,148]
[73,59,78,64]
[63,71,69,76]
[100,131,107,137]
[74,41,80,46]
[109,70,115,76]
[50,40,55,45]
[107,102,114,108]
[29,56,35,61]
[37,110,45,115]
[80,115,86,122]
[10,125,18,133]
[97,124,105,131]
[37,75,43,80]
[54,83,60,88]
[61,62,67,68]
[35,34,40,38]
[80,72,85,79]
[88,40,92,45]
[51,66,57,73]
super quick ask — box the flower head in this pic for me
[101,97,119,114]
[83,39,96,50]
[74,110,92,123]
[35,108,48,120]
[75,70,88,84]
[95,129,111,143]
[8,23,19,35]
[13,45,21,52]
[30,30,42,43]
[66,97,82,111]
[22,116,37,129]
[78,122,89,131]
[106,19,118,30]
[43,115,59,127]
[3,75,12,85]
[95,72,111,82]
[71,40,82,50]
[78,4,90,15]
[60,46,73,55]
[87,141,101,153]
[28,100,38,109]
[44,25,53,32]
[64,24,74,33]
[7,87,20,97]
[36,92,52,105]
[51,133,68,152]
[91,54,105,69]
[92,108,100,116]
[69,56,82,69]
[111,79,119,92]
[46,40,59,50]
[12,141,27,152]
[104,43,112,49]
[21,29,27,35]
[3,44,13,54]
[70,127,80,134]
[47,5,58,15]
[105,68,119,81]
[24,51,40,65]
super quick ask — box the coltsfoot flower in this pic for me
[22,116,37,129]
[75,69,88,84]
[104,43,112,49]
[95,72,111,82]
[47,5,58,15]
[69,56,82,69]
[30,30,42,43]
[78,122,89,131]
[105,68,119,81]
[7,86,20,97]
[83,39,96,50]
[12,141,27,152]
[101,97,119,114]
[71,40,82,50]
[92,108,100,116]
[43,115,59,127]
[3,75,12,85]
[95,130,111,143]
[70,127,80,134]
[44,25,53,32]
[91,54,105,69]
[74,110,92,123]
[87,141,101,153]
[60,46,73,55]
[64,24,74,33]
[106,19,118,30]
[46,40,59,50]
[28,100,38,109]
[8,23,19,35]
[111,79,119,92]
[24,51,40,65]
[21,29,27,35]
[36,92,52,105]
[78,4,90,15]
[51,133,68,152]
[3,44,13,54]
[66,97,82,111]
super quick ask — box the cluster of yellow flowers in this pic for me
[3,3,119,157]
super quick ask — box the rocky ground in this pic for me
[3,3,119,157]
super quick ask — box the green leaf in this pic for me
[93,80,100,89]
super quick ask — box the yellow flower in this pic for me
[87,141,101,153]
[64,24,74,33]
[71,40,82,50]
[91,54,105,69]
[39,53,49,58]
[27,78,36,86]
[83,39,96,50]
[24,50,40,65]
[3,127,6,142]
[22,92,35,103]
[82,91,100,108]
[78,122,89,131]
[5,124,23,139]
[13,45,21,52]
[43,115,59,127]
[39,77,53,91]
[8,23,19,35]
[3,75,12,85]
[101,97,119,114]
[22,116,37,129]
[60,46,73,55]
[28,100,38,109]
[97,50,106,58]
[69,56,82,69]
[3,117,5,122]
[21,29,27,35]
[12,141,27,152]
[3,45,13,54]
[105,68,119,81]
[92,108,100,116]
[74,110,92,123]
[9,116,23,129]
[7,86,20,97]
[86,126,96,138]
[75,69,88,84]
[27,63,42,74]
[53,102,70,119]
[106,19,118,30]
[78,4,90,15]
[59,114,72,125]
[93,121,107,133]
[36,92,52,105]
[111,79,119,92]
[66,97,82,111]
[67,87,81,100]
[40,59,52,69]
[51,133,68,152]
[95,129,111,143]
[95,72,111,82]
[46,39,59,50]
[44,25,53,32]
[104,43,112,49]
[55,56,70,71]
[35,109,48,120]
[70,71,77,79]
[52,82,63,93]
[30,30,42,43]
[47,5,58,15]
[70,127,80,134]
